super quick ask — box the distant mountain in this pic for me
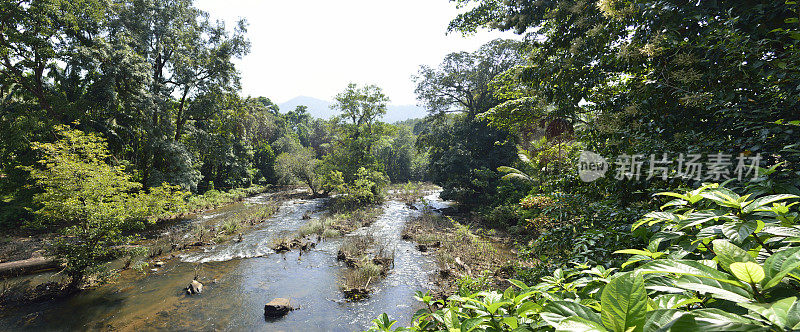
[385,104,428,123]
[278,96,427,123]
[278,96,335,119]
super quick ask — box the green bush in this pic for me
[329,167,389,211]
[367,184,800,331]
[25,125,188,287]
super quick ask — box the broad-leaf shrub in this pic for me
[25,125,188,286]
[329,167,389,211]
[367,184,800,331]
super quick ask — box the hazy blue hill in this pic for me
[278,96,335,119]
[385,104,428,123]
[278,96,427,122]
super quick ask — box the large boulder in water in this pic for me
[187,280,203,295]
[264,298,295,318]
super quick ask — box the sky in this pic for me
[193,0,519,106]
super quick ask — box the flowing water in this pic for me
[0,191,450,331]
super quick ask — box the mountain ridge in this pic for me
[278,96,427,123]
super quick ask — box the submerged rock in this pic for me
[187,280,203,295]
[342,288,370,301]
[264,298,295,318]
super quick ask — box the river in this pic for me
[0,190,450,331]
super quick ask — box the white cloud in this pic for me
[194,0,519,105]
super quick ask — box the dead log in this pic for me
[0,257,60,277]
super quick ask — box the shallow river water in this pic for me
[0,191,450,331]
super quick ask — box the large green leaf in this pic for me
[651,294,701,310]
[638,259,738,284]
[687,308,769,331]
[642,309,688,332]
[600,273,647,332]
[742,194,799,214]
[730,262,765,284]
[720,221,759,244]
[540,301,601,327]
[556,316,608,332]
[673,275,752,303]
[739,297,798,328]
[761,225,800,238]
[700,189,742,209]
[762,247,800,289]
[712,239,754,272]
[676,210,732,230]
[460,317,488,332]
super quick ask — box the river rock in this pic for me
[153,261,165,267]
[343,288,370,301]
[264,298,295,318]
[272,241,291,253]
[454,257,471,274]
[187,280,203,295]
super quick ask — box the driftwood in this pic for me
[0,257,60,277]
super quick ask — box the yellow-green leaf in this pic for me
[730,262,765,284]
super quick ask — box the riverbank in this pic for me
[0,186,301,307]
[0,185,284,267]
[401,208,517,299]
[0,189,448,331]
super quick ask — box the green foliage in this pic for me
[456,270,493,297]
[275,147,325,196]
[253,143,277,184]
[329,167,389,211]
[374,125,422,183]
[418,115,517,208]
[414,39,524,208]
[368,184,800,331]
[186,185,268,211]
[25,125,187,286]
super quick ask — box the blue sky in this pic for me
[194,0,519,105]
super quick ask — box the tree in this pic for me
[374,125,416,183]
[275,147,324,196]
[25,124,185,287]
[413,40,523,207]
[325,83,391,181]
[332,83,389,130]
[116,0,249,188]
[253,142,276,184]
[451,0,800,194]
[413,39,526,117]
[0,0,110,121]
[418,114,516,207]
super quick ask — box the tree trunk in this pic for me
[0,257,60,277]
[175,87,190,141]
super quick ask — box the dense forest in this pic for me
[2,0,800,331]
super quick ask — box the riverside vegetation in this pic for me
[2,0,800,331]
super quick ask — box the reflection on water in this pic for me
[0,191,449,331]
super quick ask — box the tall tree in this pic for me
[413,39,523,207]
[326,83,390,180]
[115,0,250,189]
[451,0,800,190]
[414,39,527,117]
